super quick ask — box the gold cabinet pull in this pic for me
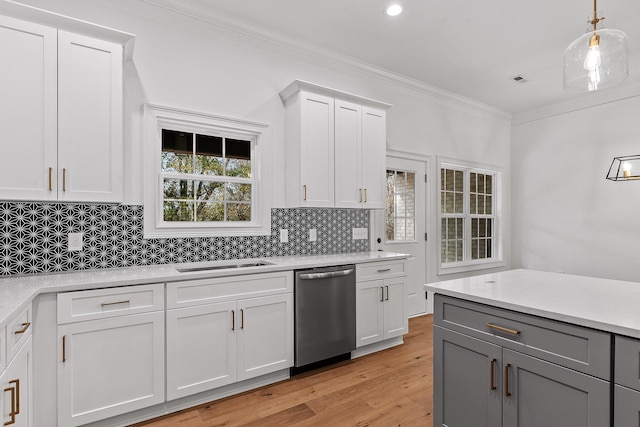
[231,310,235,331]
[380,287,384,302]
[385,285,389,301]
[14,322,30,335]
[486,323,520,336]
[359,188,363,203]
[4,384,16,425]
[240,309,245,329]
[62,168,67,191]
[490,358,497,390]
[504,363,512,397]
[101,300,130,307]
[364,188,368,203]
[10,380,19,415]
[48,167,53,191]
[62,335,66,363]
[377,268,391,273]
[303,185,307,201]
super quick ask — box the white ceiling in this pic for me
[150,0,640,115]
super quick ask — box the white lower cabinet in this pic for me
[57,285,165,427]
[166,272,294,401]
[355,261,407,348]
[1,337,32,427]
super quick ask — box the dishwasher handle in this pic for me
[298,269,355,280]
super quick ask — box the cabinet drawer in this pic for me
[435,295,610,380]
[6,303,32,363]
[356,261,405,281]
[615,335,640,391]
[167,271,293,309]
[57,283,164,324]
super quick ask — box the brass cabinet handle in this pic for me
[62,335,66,363]
[377,268,391,273]
[385,285,389,301]
[486,323,520,336]
[364,188,368,203]
[101,300,130,307]
[232,310,235,331]
[48,167,53,191]
[303,185,307,201]
[240,309,245,329]
[490,358,497,390]
[359,188,363,203]
[10,380,19,415]
[14,322,30,335]
[504,364,512,397]
[380,287,384,302]
[4,384,16,425]
[62,168,67,192]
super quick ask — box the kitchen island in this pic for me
[426,268,640,427]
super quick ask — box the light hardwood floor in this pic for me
[133,315,434,427]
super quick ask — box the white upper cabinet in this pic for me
[280,80,392,209]
[0,6,132,203]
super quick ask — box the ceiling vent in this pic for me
[512,75,528,83]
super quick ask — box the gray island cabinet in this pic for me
[426,269,640,427]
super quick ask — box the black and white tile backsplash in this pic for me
[0,202,369,276]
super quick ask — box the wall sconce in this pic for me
[606,155,640,181]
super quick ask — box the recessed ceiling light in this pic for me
[385,4,404,16]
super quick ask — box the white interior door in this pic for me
[372,155,428,315]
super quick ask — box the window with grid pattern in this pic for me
[439,161,500,271]
[385,169,416,242]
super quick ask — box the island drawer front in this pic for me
[57,283,165,324]
[356,261,405,281]
[6,302,32,363]
[615,336,640,391]
[435,295,610,380]
[166,271,293,309]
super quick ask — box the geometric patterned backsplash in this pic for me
[0,202,369,276]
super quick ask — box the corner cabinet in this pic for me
[280,80,391,209]
[614,336,640,426]
[355,261,407,347]
[433,295,610,427]
[0,11,132,203]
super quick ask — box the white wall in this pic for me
[15,0,512,283]
[512,96,640,282]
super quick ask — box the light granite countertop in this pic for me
[0,251,408,327]
[425,268,640,339]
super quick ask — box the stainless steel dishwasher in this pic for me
[293,264,356,372]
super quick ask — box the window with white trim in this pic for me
[438,159,502,273]
[385,169,416,242]
[143,105,271,238]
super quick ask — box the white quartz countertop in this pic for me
[425,269,640,338]
[0,251,407,326]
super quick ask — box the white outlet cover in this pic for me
[352,228,368,240]
[280,229,289,243]
[309,228,317,242]
[67,232,83,252]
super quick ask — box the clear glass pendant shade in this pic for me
[563,13,629,92]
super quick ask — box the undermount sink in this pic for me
[176,261,273,273]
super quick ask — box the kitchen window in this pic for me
[438,157,503,274]
[385,169,416,242]
[143,105,271,238]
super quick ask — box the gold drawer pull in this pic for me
[14,322,30,335]
[377,268,391,273]
[486,323,520,336]
[490,358,497,390]
[48,167,53,192]
[4,384,16,425]
[101,300,130,307]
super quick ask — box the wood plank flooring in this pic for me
[132,315,434,427]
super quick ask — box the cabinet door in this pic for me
[237,294,293,381]
[0,16,57,201]
[502,348,609,427]
[434,326,502,427]
[299,92,334,207]
[615,384,640,427]
[360,107,386,209]
[57,312,164,427]
[356,280,384,347]
[382,278,406,339]
[166,302,237,401]
[1,337,32,427]
[334,99,362,208]
[57,31,123,203]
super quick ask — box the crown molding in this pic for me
[141,0,511,120]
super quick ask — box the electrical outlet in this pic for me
[68,232,83,252]
[309,228,317,242]
[352,228,368,240]
[280,229,289,243]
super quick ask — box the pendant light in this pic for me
[563,0,629,92]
